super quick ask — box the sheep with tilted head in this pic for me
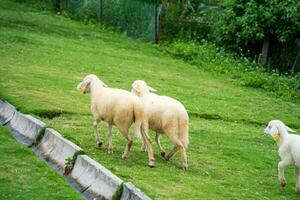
[264,120,300,193]
[77,75,155,167]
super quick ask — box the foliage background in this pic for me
[12,0,300,99]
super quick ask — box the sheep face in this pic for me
[131,80,156,97]
[264,120,295,141]
[77,76,92,94]
[77,74,107,94]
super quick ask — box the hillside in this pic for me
[0,0,299,199]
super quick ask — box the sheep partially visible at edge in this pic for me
[131,80,189,170]
[77,74,155,167]
[264,120,300,193]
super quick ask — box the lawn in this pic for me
[0,126,83,200]
[0,0,300,199]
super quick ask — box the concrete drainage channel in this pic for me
[0,99,151,200]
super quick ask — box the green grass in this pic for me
[0,0,300,199]
[164,41,300,100]
[0,126,83,200]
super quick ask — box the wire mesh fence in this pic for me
[41,0,162,42]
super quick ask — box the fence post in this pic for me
[291,51,300,73]
[53,0,61,12]
[65,0,68,11]
[155,3,162,43]
[99,0,104,22]
[260,36,270,65]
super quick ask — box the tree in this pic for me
[216,0,300,72]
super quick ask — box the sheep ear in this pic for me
[147,86,157,92]
[285,125,295,132]
[270,126,279,135]
[77,78,91,92]
[82,78,91,88]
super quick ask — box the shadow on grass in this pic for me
[189,111,267,128]
[189,111,299,129]
[31,109,89,119]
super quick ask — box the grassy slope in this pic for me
[0,0,300,199]
[0,126,83,200]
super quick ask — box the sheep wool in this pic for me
[77,74,155,167]
[264,120,300,193]
[131,80,189,170]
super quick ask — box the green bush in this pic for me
[160,1,220,42]
[214,0,300,73]
[165,41,300,100]
[165,42,199,61]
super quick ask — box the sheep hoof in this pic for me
[182,164,188,171]
[140,146,147,152]
[122,154,128,159]
[160,151,166,158]
[108,149,113,155]
[148,161,155,168]
[97,141,103,147]
[280,178,287,187]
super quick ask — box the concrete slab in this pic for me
[0,99,150,200]
[0,99,16,125]
[37,128,82,171]
[71,155,123,200]
[5,112,46,146]
[121,182,151,200]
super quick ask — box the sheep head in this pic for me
[131,80,157,97]
[264,120,295,141]
[77,74,107,94]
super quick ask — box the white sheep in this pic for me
[131,80,189,170]
[264,120,300,193]
[77,75,155,167]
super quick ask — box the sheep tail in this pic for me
[133,103,143,139]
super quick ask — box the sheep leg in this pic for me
[121,130,132,159]
[155,133,165,158]
[140,136,147,152]
[165,145,180,161]
[295,167,300,193]
[165,145,188,170]
[93,120,103,147]
[165,135,188,170]
[278,160,289,187]
[165,134,181,161]
[108,124,113,155]
[141,124,155,167]
[179,147,188,170]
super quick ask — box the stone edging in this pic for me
[0,98,151,200]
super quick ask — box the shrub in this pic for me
[214,0,300,73]
[164,41,300,100]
